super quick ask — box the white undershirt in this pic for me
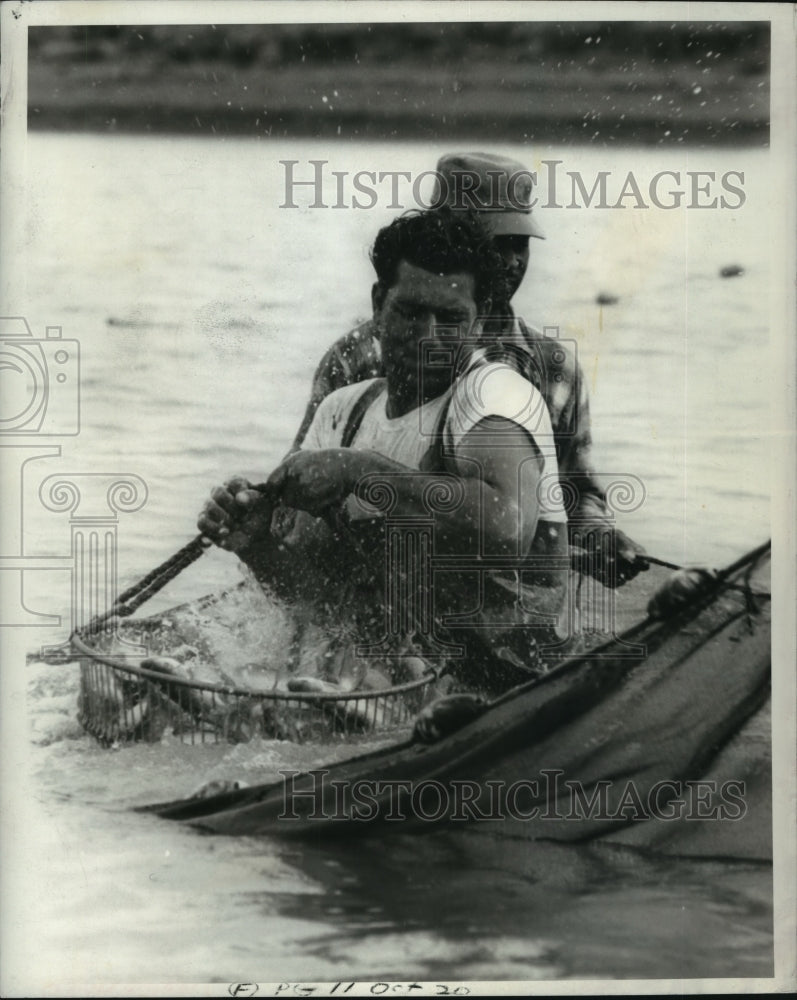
[302,362,566,521]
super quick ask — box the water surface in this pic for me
[12,132,773,988]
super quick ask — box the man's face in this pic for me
[492,234,530,300]
[374,260,480,408]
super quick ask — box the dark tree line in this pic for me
[29,21,769,74]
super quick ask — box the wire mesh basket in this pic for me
[71,628,439,747]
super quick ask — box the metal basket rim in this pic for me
[70,630,439,703]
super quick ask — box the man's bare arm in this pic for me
[270,416,544,558]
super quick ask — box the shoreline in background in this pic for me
[28,107,768,146]
[28,23,769,146]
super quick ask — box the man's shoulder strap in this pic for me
[419,389,456,474]
[340,379,454,469]
[340,379,386,447]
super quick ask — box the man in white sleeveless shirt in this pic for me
[199,208,569,694]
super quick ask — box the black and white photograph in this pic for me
[1,1,795,994]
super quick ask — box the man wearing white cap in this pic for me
[291,152,646,588]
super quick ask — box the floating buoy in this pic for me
[647,568,720,620]
[188,778,249,800]
[720,265,744,278]
[596,292,619,305]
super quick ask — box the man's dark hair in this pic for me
[370,208,507,307]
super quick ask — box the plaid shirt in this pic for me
[292,315,613,532]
